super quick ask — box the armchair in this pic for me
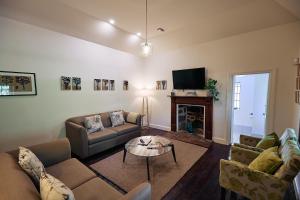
[220,128,300,200]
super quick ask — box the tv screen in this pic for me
[172,68,205,89]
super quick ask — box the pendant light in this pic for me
[141,0,152,56]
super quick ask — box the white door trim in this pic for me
[225,69,277,144]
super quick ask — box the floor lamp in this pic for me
[141,89,150,129]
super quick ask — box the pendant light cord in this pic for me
[146,0,148,44]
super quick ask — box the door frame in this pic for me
[226,69,277,144]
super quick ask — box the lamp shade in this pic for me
[141,42,152,57]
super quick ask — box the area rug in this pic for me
[90,139,207,200]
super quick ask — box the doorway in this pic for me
[231,73,270,143]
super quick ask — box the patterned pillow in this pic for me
[40,172,74,200]
[110,111,125,127]
[18,146,45,184]
[84,115,104,134]
[126,112,140,124]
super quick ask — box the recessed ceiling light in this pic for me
[109,19,115,24]
[136,32,141,36]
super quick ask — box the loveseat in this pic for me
[0,138,151,200]
[66,111,142,159]
[219,128,300,200]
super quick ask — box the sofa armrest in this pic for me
[8,138,71,167]
[233,143,264,153]
[65,121,89,159]
[230,145,261,165]
[239,134,262,147]
[219,159,289,200]
[119,182,151,200]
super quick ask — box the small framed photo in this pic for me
[109,80,115,90]
[156,81,161,90]
[102,79,109,90]
[123,80,129,90]
[72,77,81,90]
[162,80,167,90]
[61,76,71,90]
[296,77,300,90]
[296,91,300,104]
[94,79,101,90]
[0,71,37,96]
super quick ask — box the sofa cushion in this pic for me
[275,140,300,181]
[110,111,125,127]
[46,158,96,189]
[0,153,40,200]
[111,123,140,136]
[280,128,297,146]
[100,112,113,128]
[126,112,140,124]
[73,177,122,200]
[256,132,280,149]
[84,115,104,134]
[18,146,45,184]
[88,129,119,145]
[40,172,75,200]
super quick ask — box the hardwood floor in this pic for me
[80,128,297,200]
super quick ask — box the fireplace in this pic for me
[177,104,205,137]
[170,96,213,140]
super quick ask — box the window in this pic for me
[233,82,241,110]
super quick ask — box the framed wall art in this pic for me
[61,76,71,90]
[0,71,37,96]
[102,79,109,90]
[109,80,115,90]
[72,77,81,90]
[123,80,129,90]
[94,79,102,90]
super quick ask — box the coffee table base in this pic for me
[123,145,177,181]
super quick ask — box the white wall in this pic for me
[0,17,145,151]
[144,22,300,144]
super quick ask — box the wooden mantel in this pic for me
[170,96,213,140]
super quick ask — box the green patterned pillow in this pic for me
[249,146,283,174]
[256,132,280,149]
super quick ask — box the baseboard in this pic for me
[213,137,227,145]
[149,124,171,131]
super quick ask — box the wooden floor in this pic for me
[81,128,297,200]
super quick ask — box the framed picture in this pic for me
[72,77,81,90]
[109,80,115,90]
[102,79,109,90]
[161,80,167,90]
[156,81,161,90]
[297,77,300,90]
[123,80,129,90]
[94,79,101,90]
[0,71,37,96]
[296,91,300,104]
[61,76,71,90]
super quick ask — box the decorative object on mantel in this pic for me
[72,77,81,90]
[156,80,167,90]
[94,79,101,90]
[123,80,129,90]
[0,71,37,96]
[294,57,300,104]
[205,78,220,101]
[61,76,71,90]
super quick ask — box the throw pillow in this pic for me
[40,172,74,200]
[249,146,283,174]
[127,112,140,124]
[18,146,45,184]
[256,132,280,149]
[110,111,125,127]
[84,115,104,134]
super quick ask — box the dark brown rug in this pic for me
[90,139,207,200]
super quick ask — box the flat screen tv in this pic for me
[172,68,206,89]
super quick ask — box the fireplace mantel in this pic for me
[170,96,213,140]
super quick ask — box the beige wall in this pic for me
[144,22,300,144]
[0,17,145,151]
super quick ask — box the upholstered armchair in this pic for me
[219,128,300,200]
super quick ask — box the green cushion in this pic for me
[249,146,283,174]
[256,132,280,149]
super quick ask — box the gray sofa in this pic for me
[66,111,142,159]
[0,138,151,200]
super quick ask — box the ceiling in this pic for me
[0,0,299,55]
